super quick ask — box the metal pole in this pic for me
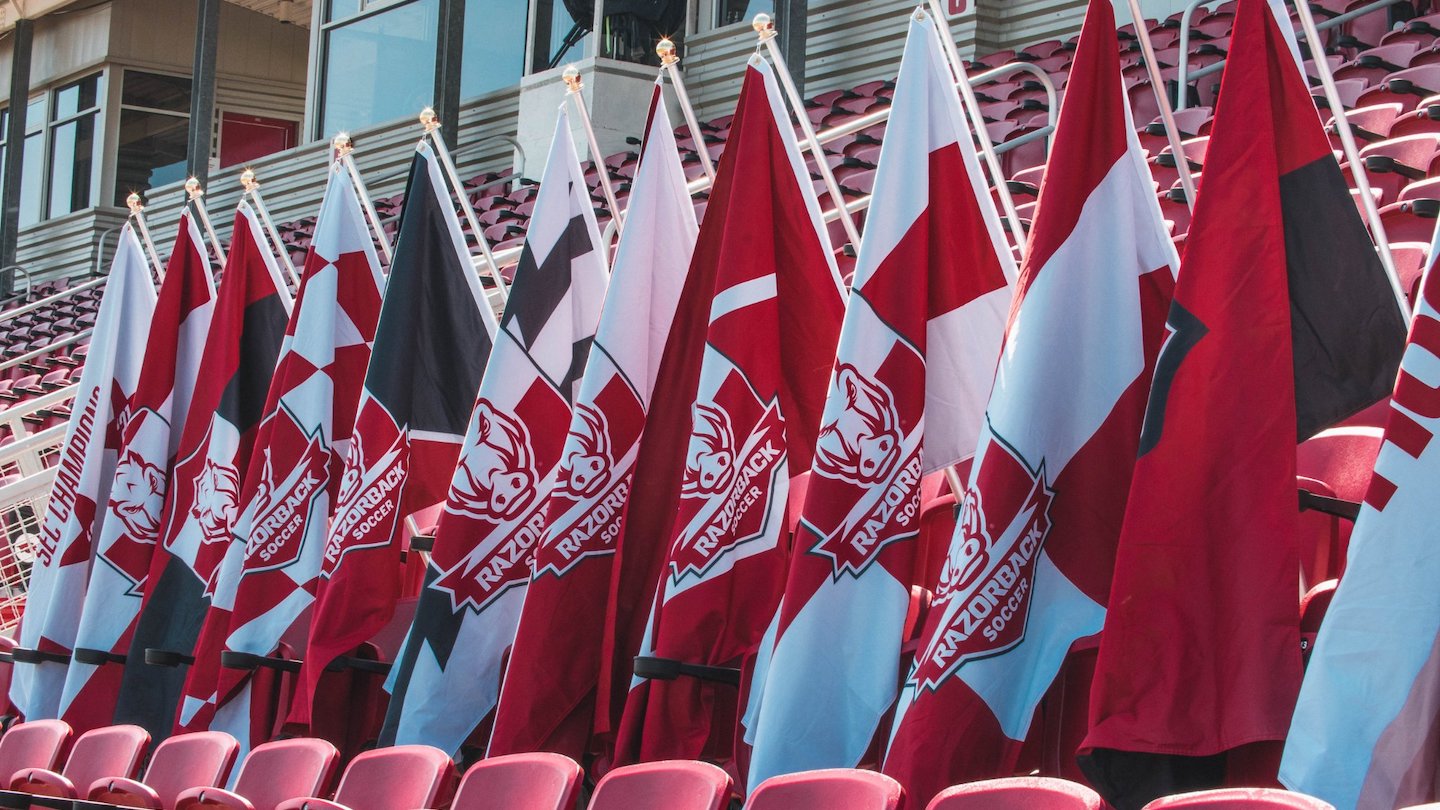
[772,0,806,97]
[1174,0,1209,112]
[420,107,511,302]
[186,0,221,186]
[0,17,33,288]
[1291,0,1410,320]
[658,39,716,184]
[1123,0,1199,208]
[920,1,1029,250]
[126,193,167,284]
[240,169,301,288]
[185,178,227,270]
[333,134,394,263]
[562,65,626,237]
[433,0,464,152]
[754,14,863,253]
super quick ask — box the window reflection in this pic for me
[461,0,527,99]
[115,70,190,206]
[320,0,439,137]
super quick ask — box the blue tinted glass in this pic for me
[461,0,527,99]
[321,0,440,137]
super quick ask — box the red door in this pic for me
[219,112,298,168]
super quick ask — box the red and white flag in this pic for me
[745,9,1014,786]
[488,85,698,760]
[59,213,217,732]
[882,0,1178,804]
[613,54,845,769]
[190,164,384,752]
[11,225,158,721]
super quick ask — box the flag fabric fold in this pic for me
[745,9,1014,787]
[378,111,607,757]
[184,163,384,753]
[613,54,846,771]
[1082,1,1407,806]
[882,1,1179,804]
[488,84,698,761]
[62,213,217,733]
[11,226,158,721]
[288,142,499,734]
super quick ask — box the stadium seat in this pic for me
[1300,579,1339,665]
[173,738,339,810]
[10,724,149,799]
[744,769,902,810]
[1141,787,1335,808]
[274,745,454,810]
[0,720,69,785]
[88,731,239,810]
[588,760,732,810]
[1297,426,1384,503]
[927,777,1103,809]
[447,752,581,810]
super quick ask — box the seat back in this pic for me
[232,739,339,810]
[451,753,581,810]
[61,725,150,794]
[589,761,732,810]
[0,720,70,784]
[143,732,240,810]
[744,769,902,810]
[927,777,1103,809]
[1142,788,1335,809]
[332,745,454,810]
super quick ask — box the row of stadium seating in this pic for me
[0,716,1388,809]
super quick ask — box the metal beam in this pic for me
[773,0,806,96]
[0,16,33,289]
[433,0,464,150]
[186,0,221,185]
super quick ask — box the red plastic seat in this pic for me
[1355,66,1440,112]
[1297,426,1384,503]
[274,745,454,810]
[744,769,902,810]
[0,720,70,785]
[88,731,239,810]
[588,760,732,810]
[927,777,1103,809]
[1141,788,1335,808]
[1300,579,1339,662]
[11,724,149,800]
[174,738,339,810]
[448,753,581,810]
[1334,44,1420,86]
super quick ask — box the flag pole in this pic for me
[754,13,863,254]
[185,177,228,270]
[240,169,302,289]
[1121,0,1199,209]
[658,38,717,184]
[126,192,167,284]
[332,133,395,264]
[919,2,1029,252]
[1290,0,1410,321]
[562,65,626,239]
[418,107,511,303]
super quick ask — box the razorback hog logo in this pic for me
[814,365,901,485]
[449,400,537,521]
[682,404,735,495]
[557,404,612,499]
[910,443,1054,693]
[111,449,167,541]
[191,459,241,545]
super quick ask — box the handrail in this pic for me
[0,266,31,303]
[0,277,104,325]
[0,384,79,424]
[0,423,65,467]
[0,329,92,373]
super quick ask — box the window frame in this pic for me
[2,69,106,229]
[113,67,192,208]
[314,0,440,140]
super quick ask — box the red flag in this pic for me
[612,54,845,770]
[1082,0,1406,805]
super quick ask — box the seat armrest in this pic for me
[10,769,77,798]
[175,786,256,810]
[88,777,163,809]
[275,798,354,810]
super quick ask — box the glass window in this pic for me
[47,75,101,219]
[716,0,772,27]
[121,71,191,113]
[320,0,439,137]
[18,132,42,227]
[115,70,191,206]
[533,0,590,72]
[460,0,527,99]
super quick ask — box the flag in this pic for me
[58,213,217,732]
[11,226,158,721]
[881,1,1180,803]
[488,85,698,760]
[613,54,846,769]
[745,9,1015,787]
[292,141,504,736]
[1082,1,1407,806]
[378,111,607,756]
[185,163,384,753]
[107,202,293,738]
